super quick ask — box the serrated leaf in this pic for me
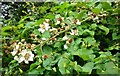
[90,23,97,30]
[33,29,41,36]
[54,42,62,48]
[83,37,96,44]
[73,61,82,73]
[82,62,94,74]
[30,61,40,71]
[77,11,87,20]
[92,8,100,15]
[34,18,44,26]
[58,57,70,74]
[34,46,42,57]
[25,22,34,28]
[42,31,51,38]
[101,2,112,10]
[83,29,95,36]
[75,38,82,45]
[43,57,53,70]
[43,45,52,54]
[45,14,55,19]
[28,69,40,74]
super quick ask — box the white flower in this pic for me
[70,29,78,35]
[38,22,50,33]
[49,28,57,32]
[64,44,68,49]
[14,55,24,63]
[31,44,36,50]
[56,17,64,25]
[15,45,19,50]
[43,22,50,30]
[11,50,18,56]
[38,28,45,33]
[41,38,47,40]
[20,49,34,64]
[62,36,68,40]
[76,19,81,25]
[93,16,99,21]
[56,20,60,25]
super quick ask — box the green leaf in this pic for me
[90,23,97,30]
[58,57,70,74]
[98,25,109,35]
[43,45,52,54]
[30,61,40,71]
[54,42,63,48]
[2,25,11,32]
[73,61,82,73]
[45,14,55,19]
[34,46,42,57]
[42,31,51,38]
[34,18,44,26]
[79,48,94,60]
[112,33,119,40]
[77,11,87,20]
[77,26,84,35]
[92,8,100,15]
[75,38,82,45]
[22,27,30,38]
[33,29,41,36]
[82,62,94,74]
[83,29,95,36]
[43,57,53,70]
[101,2,112,10]
[28,69,40,74]
[18,24,24,29]
[25,22,34,28]
[103,62,118,74]
[83,37,96,44]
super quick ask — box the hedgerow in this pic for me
[1,1,120,75]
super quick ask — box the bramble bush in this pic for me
[1,1,120,75]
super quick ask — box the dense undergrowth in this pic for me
[1,1,120,75]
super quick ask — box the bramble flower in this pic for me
[72,19,81,25]
[11,50,18,56]
[76,19,81,25]
[62,36,68,40]
[31,44,36,50]
[11,44,20,56]
[93,16,99,21]
[38,22,50,33]
[19,49,34,64]
[11,41,35,64]
[14,55,24,63]
[64,44,68,49]
[41,38,47,40]
[56,17,64,25]
[70,29,78,35]
[50,28,57,32]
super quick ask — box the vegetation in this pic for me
[1,1,120,75]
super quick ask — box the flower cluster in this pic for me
[36,16,81,49]
[88,11,107,23]
[38,19,50,33]
[11,40,35,64]
[62,36,74,49]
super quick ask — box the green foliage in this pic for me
[1,1,119,76]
